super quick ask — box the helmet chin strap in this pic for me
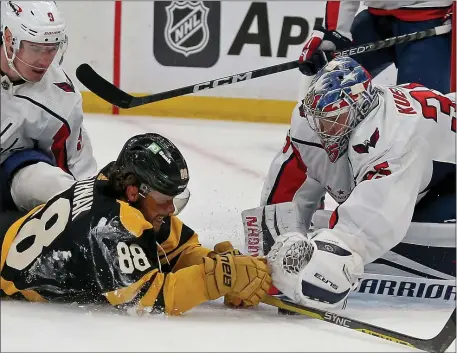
[3,41,32,82]
[2,34,67,82]
[14,55,48,71]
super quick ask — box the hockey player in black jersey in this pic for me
[0,133,271,315]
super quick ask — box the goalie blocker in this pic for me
[242,203,456,303]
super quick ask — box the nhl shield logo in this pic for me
[164,2,210,57]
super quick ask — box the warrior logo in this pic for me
[164,2,210,57]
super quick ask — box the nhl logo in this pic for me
[164,1,210,57]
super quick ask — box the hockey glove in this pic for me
[443,5,453,26]
[298,24,352,75]
[202,251,271,306]
[267,230,363,311]
[210,241,259,308]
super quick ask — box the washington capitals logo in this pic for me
[8,2,22,16]
[352,128,379,154]
[54,73,75,93]
[54,82,74,93]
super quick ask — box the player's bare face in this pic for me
[14,41,59,81]
[140,190,176,232]
[318,110,350,136]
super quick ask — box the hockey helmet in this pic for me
[115,133,190,198]
[300,56,379,162]
[1,1,68,80]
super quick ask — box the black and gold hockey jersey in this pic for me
[0,173,212,315]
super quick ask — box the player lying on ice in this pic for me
[243,54,455,310]
[0,133,272,315]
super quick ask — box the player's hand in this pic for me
[208,241,242,257]
[203,251,271,306]
[210,241,263,308]
[298,24,351,75]
[443,5,453,25]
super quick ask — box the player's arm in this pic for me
[159,253,271,315]
[155,216,211,271]
[298,1,359,67]
[65,97,98,180]
[266,139,430,310]
[101,234,271,316]
[323,1,360,40]
[329,138,429,265]
[260,109,326,229]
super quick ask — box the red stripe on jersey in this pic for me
[51,124,71,174]
[451,3,456,92]
[267,148,307,205]
[368,7,450,22]
[325,1,341,31]
[329,206,339,229]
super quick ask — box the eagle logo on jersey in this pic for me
[53,72,75,93]
[352,128,379,154]
[54,81,75,93]
[8,2,22,16]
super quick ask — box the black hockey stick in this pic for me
[76,23,451,109]
[263,295,456,353]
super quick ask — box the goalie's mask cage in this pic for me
[1,1,68,81]
[114,133,190,199]
[300,57,379,163]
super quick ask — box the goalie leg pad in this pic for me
[242,202,306,257]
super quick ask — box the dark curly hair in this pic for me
[106,163,140,199]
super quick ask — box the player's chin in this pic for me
[25,68,47,82]
[152,215,165,232]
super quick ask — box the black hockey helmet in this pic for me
[114,133,189,197]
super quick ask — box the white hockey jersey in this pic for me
[260,103,354,230]
[324,1,452,40]
[333,83,455,264]
[262,83,455,265]
[0,64,97,181]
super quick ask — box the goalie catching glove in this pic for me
[203,244,271,307]
[267,230,363,310]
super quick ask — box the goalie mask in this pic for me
[300,57,379,163]
[115,133,190,215]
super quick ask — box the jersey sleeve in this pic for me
[99,210,214,316]
[100,260,213,316]
[324,1,361,40]
[65,99,98,180]
[0,114,26,165]
[329,138,429,264]
[155,216,211,271]
[261,121,326,230]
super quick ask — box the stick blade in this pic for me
[76,64,132,108]
[427,308,456,353]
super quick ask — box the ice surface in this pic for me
[2,114,455,352]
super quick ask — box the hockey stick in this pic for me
[76,23,451,109]
[262,295,456,353]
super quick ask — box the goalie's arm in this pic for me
[261,126,326,230]
[329,138,429,264]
